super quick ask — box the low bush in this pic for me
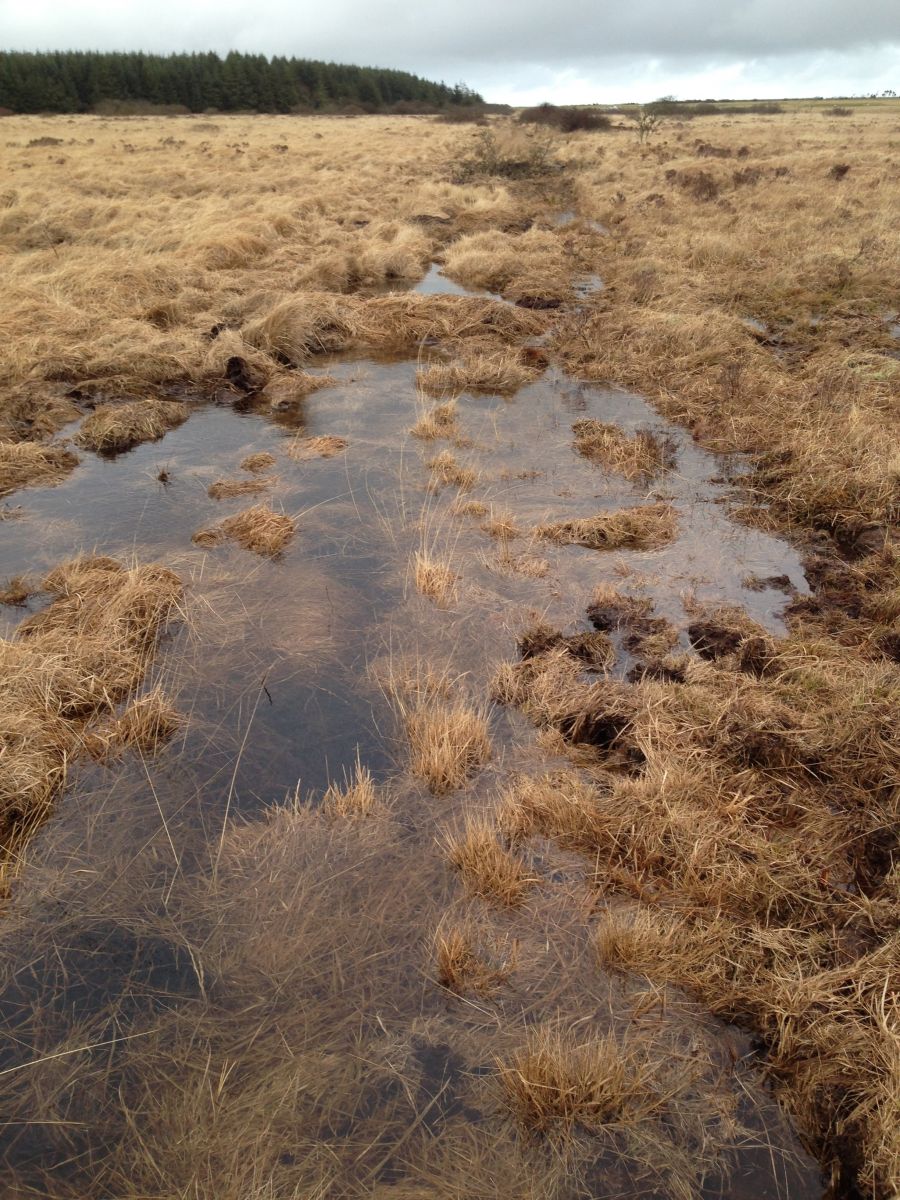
[520,103,611,132]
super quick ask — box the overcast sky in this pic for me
[1,0,898,102]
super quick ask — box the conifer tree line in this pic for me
[0,50,483,114]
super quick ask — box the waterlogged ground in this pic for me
[0,340,823,1196]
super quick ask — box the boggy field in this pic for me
[0,106,898,1199]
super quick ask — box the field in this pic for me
[0,103,898,1199]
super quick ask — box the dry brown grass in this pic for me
[76,398,188,453]
[426,449,477,492]
[401,689,491,795]
[194,503,295,556]
[207,476,272,500]
[412,550,457,605]
[442,814,534,906]
[534,503,677,551]
[494,613,900,1194]
[572,419,676,479]
[321,759,378,818]
[417,348,538,396]
[0,556,182,882]
[480,509,521,539]
[239,451,276,474]
[410,399,459,440]
[284,434,348,460]
[85,687,181,762]
[0,440,78,496]
[432,916,516,993]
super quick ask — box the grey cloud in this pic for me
[1,0,898,100]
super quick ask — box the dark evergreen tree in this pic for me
[0,50,482,113]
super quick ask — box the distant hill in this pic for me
[0,50,482,115]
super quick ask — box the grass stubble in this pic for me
[0,103,897,1198]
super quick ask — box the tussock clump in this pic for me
[417,349,538,396]
[76,399,188,454]
[86,687,181,762]
[499,1026,651,1136]
[426,449,477,492]
[322,760,378,818]
[534,503,677,551]
[442,814,534,906]
[433,916,515,992]
[242,293,357,364]
[412,550,457,605]
[0,574,37,606]
[572,420,676,479]
[498,1024,737,1197]
[285,434,347,460]
[518,621,613,670]
[401,691,491,794]
[0,440,78,496]
[450,496,487,518]
[196,503,295,556]
[239,451,276,474]
[481,509,520,540]
[0,556,182,877]
[410,400,458,440]
[207,476,271,500]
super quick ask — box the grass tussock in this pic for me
[433,916,516,993]
[417,349,538,396]
[426,449,477,492]
[442,815,534,906]
[85,687,181,762]
[0,440,79,496]
[322,759,379,818]
[76,399,188,454]
[284,434,348,460]
[572,419,676,479]
[534,503,677,551]
[194,503,295,556]
[239,451,276,474]
[0,556,181,879]
[481,509,521,540]
[410,400,458,440]
[396,682,492,794]
[206,477,272,500]
[412,550,457,605]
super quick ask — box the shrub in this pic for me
[825,105,853,116]
[519,103,611,133]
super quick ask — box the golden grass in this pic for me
[426,449,477,492]
[76,398,188,453]
[322,759,378,818]
[401,691,491,795]
[412,550,457,605]
[0,556,182,882]
[534,503,677,551]
[194,503,295,556]
[499,1026,652,1136]
[0,440,78,496]
[417,348,538,396]
[85,687,181,762]
[442,814,534,906]
[207,476,272,500]
[572,419,676,479]
[480,509,520,539]
[239,451,276,474]
[284,434,348,460]
[410,399,458,440]
[432,916,515,993]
